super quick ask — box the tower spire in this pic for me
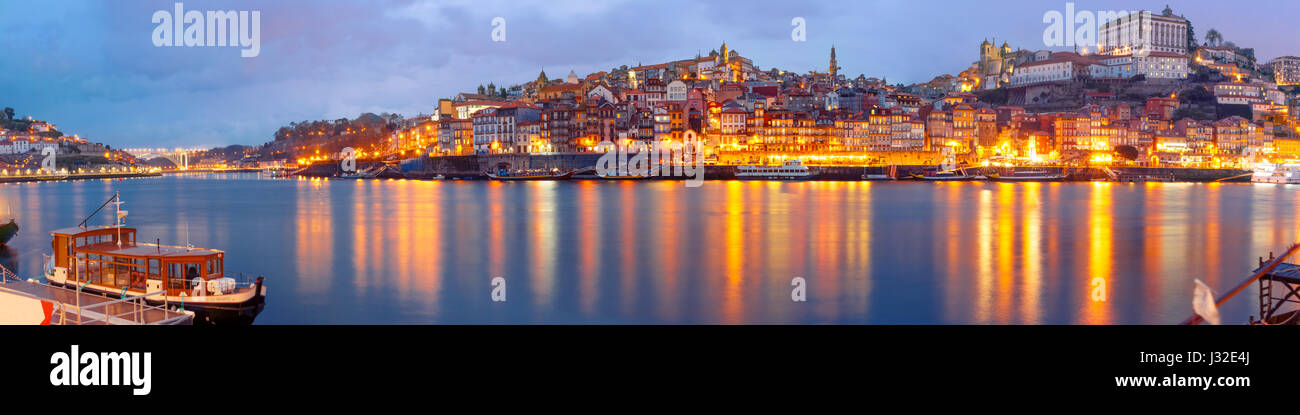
[829,45,839,83]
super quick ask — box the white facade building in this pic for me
[1098,9,1189,56]
[1010,60,1076,86]
[665,80,688,102]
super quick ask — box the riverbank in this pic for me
[291,154,1254,183]
[0,171,161,184]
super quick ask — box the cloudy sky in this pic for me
[1,0,1295,148]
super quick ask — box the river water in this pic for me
[2,173,1295,324]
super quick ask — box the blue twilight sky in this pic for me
[0,0,1296,148]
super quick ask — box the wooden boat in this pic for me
[43,193,266,325]
[988,170,1066,182]
[736,160,818,181]
[921,168,976,181]
[486,169,574,181]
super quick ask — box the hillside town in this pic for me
[41,6,1300,172]
[0,106,133,171]
[292,7,1293,172]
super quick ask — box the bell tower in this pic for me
[829,46,839,78]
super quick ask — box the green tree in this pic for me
[1205,29,1222,47]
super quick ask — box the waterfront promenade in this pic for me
[0,170,161,184]
[291,154,1256,183]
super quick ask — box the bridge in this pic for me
[122,148,205,169]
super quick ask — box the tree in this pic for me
[1115,145,1139,161]
[1178,86,1214,103]
[1205,29,1222,47]
[1186,22,1198,52]
[2,107,12,120]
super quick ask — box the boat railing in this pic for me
[0,263,20,283]
[0,267,189,325]
[75,289,184,325]
[222,272,265,290]
[134,241,222,253]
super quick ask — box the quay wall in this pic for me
[298,154,1255,183]
[0,171,161,184]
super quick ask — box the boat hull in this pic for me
[734,174,818,181]
[989,176,1066,182]
[48,279,265,325]
[487,171,574,181]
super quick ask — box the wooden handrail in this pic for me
[1182,243,1300,325]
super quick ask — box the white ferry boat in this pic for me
[1252,163,1300,184]
[735,160,817,181]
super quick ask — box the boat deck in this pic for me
[0,279,193,325]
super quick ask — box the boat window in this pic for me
[167,262,178,290]
[148,259,160,279]
[167,263,203,292]
[129,258,146,290]
[101,256,118,287]
[85,259,101,285]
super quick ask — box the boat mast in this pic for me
[78,192,120,229]
[113,192,128,247]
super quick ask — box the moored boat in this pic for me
[988,169,1066,182]
[487,169,574,181]
[42,193,266,325]
[1252,163,1300,184]
[736,160,818,181]
[921,167,976,181]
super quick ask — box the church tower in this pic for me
[536,70,549,88]
[829,45,839,82]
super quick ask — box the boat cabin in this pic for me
[50,226,227,296]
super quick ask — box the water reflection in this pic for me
[1084,183,1113,324]
[0,174,1295,324]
